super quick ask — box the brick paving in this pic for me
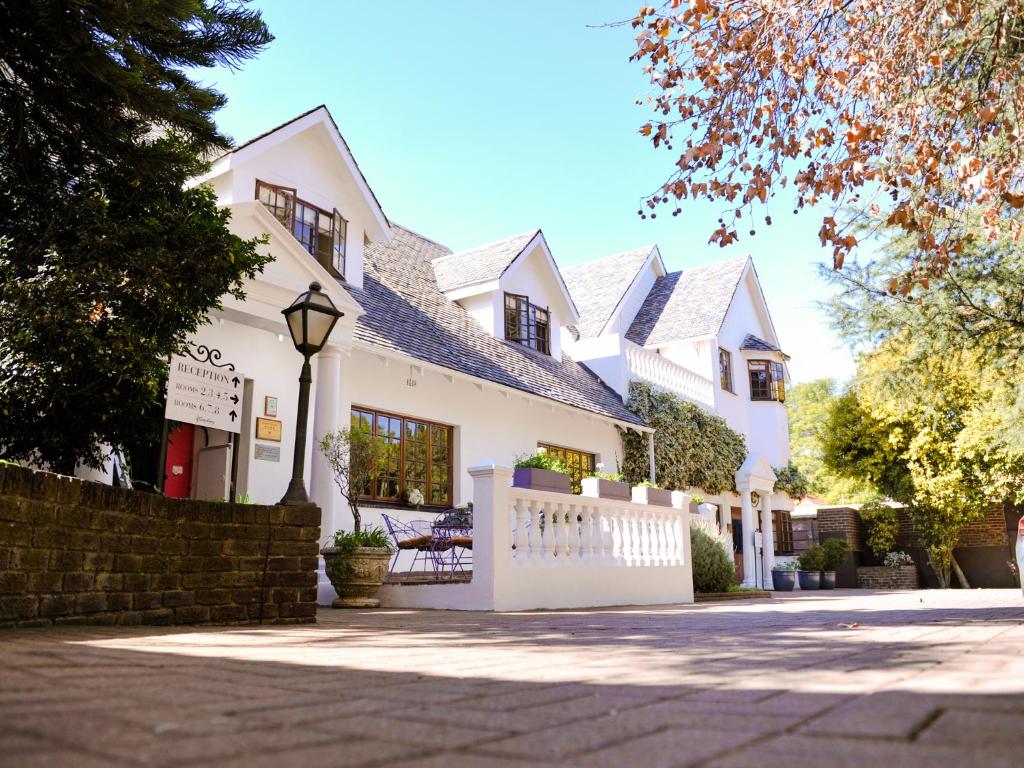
[1,589,1023,767]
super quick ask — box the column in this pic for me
[309,347,342,605]
[760,491,776,589]
[468,463,514,610]
[647,431,657,484]
[740,489,757,587]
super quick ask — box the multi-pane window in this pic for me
[504,293,551,355]
[350,407,453,507]
[773,510,794,555]
[255,180,348,279]
[719,348,734,393]
[537,443,595,495]
[748,360,786,402]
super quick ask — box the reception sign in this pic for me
[165,354,245,433]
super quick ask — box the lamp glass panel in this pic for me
[305,308,335,349]
[285,308,305,348]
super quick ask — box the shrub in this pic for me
[772,559,797,572]
[885,551,914,568]
[690,524,736,593]
[858,500,900,559]
[331,526,393,552]
[797,545,825,571]
[514,449,567,474]
[772,461,810,500]
[820,538,851,571]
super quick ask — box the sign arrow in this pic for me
[230,394,239,404]
[231,376,240,387]
[229,410,237,422]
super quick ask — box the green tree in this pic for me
[788,379,876,503]
[0,1,273,472]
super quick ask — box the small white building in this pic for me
[159,105,793,603]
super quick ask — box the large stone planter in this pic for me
[631,486,673,507]
[772,570,796,591]
[580,476,630,501]
[513,467,571,494]
[797,570,821,590]
[322,546,391,608]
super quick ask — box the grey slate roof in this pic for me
[741,334,789,359]
[562,246,656,339]
[349,225,644,426]
[431,231,537,292]
[626,257,748,346]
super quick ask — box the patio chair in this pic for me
[381,514,450,575]
[432,509,472,576]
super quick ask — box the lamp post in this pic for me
[279,282,344,505]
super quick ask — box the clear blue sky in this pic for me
[199,0,855,384]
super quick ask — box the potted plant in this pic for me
[513,448,571,493]
[771,559,797,591]
[319,426,394,608]
[580,464,630,501]
[797,545,824,590]
[631,480,673,507]
[688,493,705,514]
[820,538,851,590]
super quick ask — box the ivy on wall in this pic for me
[621,381,747,494]
[772,461,809,501]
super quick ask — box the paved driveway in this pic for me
[2,590,1023,767]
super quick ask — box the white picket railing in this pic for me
[624,340,715,408]
[378,465,695,611]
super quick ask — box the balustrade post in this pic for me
[580,503,593,563]
[527,499,541,564]
[468,463,514,610]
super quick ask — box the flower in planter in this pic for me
[884,551,913,568]
[407,488,425,509]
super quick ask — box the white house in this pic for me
[562,245,795,587]
[154,105,792,604]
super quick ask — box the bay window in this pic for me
[256,180,347,279]
[504,293,550,354]
[748,359,786,402]
[351,407,453,507]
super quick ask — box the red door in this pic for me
[163,424,194,499]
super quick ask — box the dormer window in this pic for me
[256,180,347,279]
[504,293,550,354]
[748,359,785,402]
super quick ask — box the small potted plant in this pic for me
[319,426,395,608]
[631,480,673,507]
[797,545,824,590]
[580,464,630,501]
[771,559,797,591]
[513,448,571,493]
[820,538,851,589]
[688,494,705,514]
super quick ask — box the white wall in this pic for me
[187,317,317,507]
[715,269,790,466]
[317,346,629,543]
[212,127,370,290]
[606,256,662,337]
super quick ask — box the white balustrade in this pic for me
[624,341,715,408]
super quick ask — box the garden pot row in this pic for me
[512,468,677,507]
[770,569,838,591]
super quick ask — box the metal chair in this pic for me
[381,514,449,575]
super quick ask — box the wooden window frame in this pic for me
[255,179,346,280]
[504,293,551,355]
[748,359,786,402]
[719,347,734,394]
[537,442,595,495]
[773,510,794,555]
[350,405,454,508]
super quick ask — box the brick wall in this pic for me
[857,565,919,590]
[0,464,321,628]
[816,507,863,551]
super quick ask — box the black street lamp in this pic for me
[279,281,344,505]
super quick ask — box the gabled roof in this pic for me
[350,225,644,427]
[431,231,538,292]
[562,245,659,339]
[626,256,748,346]
[740,333,789,359]
[212,105,391,240]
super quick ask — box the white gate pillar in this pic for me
[739,490,757,587]
[310,347,342,605]
[760,491,776,589]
